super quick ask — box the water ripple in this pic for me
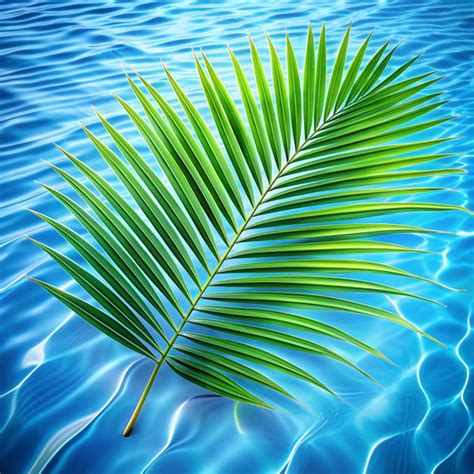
[1,0,472,473]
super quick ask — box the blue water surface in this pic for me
[1,1,473,473]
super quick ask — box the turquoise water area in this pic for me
[1,0,473,472]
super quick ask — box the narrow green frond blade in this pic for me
[290,137,451,175]
[286,34,302,149]
[240,222,445,243]
[258,187,442,216]
[371,53,423,94]
[220,258,455,291]
[341,81,445,136]
[305,103,447,159]
[354,44,398,99]
[335,32,371,110]
[319,93,445,138]
[267,167,462,203]
[295,116,452,167]
[212,275,439,305]
[324,23,351,119]
[341,72,438,118]
[317,99,447,147]
[314,24,327,128]
[303,24,315,137]
[230,240,426,258]
[249,34,283,167]
[267,34,291,157]
[250,202,468,229]
[282,152,452,193]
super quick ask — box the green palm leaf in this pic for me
[27,25,470,437]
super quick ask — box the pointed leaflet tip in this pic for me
[24,234,39,246]
[228,47,240,65]
[54,143,67,154]
[192,51,202,69]
[37,181,52,191]
[40,158,52,167]
[112,93,125,106]
[56,145,75,161]
[93,108,106,122]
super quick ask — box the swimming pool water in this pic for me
[1,1,473,472]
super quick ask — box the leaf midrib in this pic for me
[156,117,333,368]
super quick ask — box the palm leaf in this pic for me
[27,25,470,437]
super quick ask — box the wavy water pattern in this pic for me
[1,0,473,473]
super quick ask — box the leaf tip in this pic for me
[54,143,68,154]
[247,33,255,48]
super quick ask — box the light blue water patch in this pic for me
[1,0,473,473]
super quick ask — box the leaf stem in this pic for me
[122,361,162,437]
